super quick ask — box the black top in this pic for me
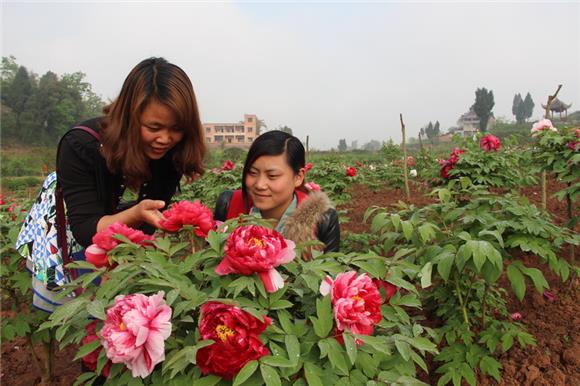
[57,118,182,247]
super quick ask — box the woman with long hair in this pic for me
[58,57,206,247]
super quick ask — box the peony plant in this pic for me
[40,199,437,385]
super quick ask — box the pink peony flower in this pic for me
[88,222,155,268]
[320,271,382,337]
[196,302,271,380]
[220,160,235,172]
[480,134,501,152]
[101,291,172,378]
[531,119,556,135]
[543,290,556,302]
[215,225,296,293]
[159,200,216,237]
[510,312,522,321]
[346,167,357,177]
[304,181,321,191]
[304,162,313,172]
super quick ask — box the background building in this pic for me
[203,114,257,148]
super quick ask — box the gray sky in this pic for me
[2,1,579,150]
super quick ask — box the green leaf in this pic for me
[304,363,323,386]
[395,340,411,361]
[311,296,333,338]
[507,264,526,301]
[260,364,282,386]
[277,310,295,335]
[233,360,259,386]
[471,241,487,273]
[521,267,549,294]
[86,299,105,320]
[459,363,476,386]
[480,356,502,382]
[261,356,294,368]
[73,339,101,361]
[436,251,455,281]
[401,221,413,241]
[269,300,293,310]
[351,259,387,279]
[419,262,433,288]
[418,223,437,243]
[342,332,357,365]
[324,339,350,375]
[194,375,221,386]
[285,335,300,365]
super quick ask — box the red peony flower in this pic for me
[440,162,454,179]
[320,271,382,338]
[567,141,579,151]
[407,156,416,167]
[215,225,296,292]
[543,290,556,302]
[480,134,501,152]
[372,279,398,303]
[304,162,313,172]
[448,148,465,165]
[160,200,216,237]
[346,167,357,177]
[87,222,155,268]
[82,321,112,378]
[196,302,271,380]
[220,160,235,172]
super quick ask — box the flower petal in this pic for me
[258,269,284,293]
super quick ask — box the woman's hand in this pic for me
[134,199,166,228]
[96,199,166,232]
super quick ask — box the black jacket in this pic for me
[214,190,340,253]
[57,118,182,247]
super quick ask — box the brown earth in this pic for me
[1,177,577,385]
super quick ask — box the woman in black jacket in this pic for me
[58,57,206,248]
[214,130,340,256]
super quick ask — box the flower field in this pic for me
[1,125,579,386]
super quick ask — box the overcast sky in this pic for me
[2,1,579,149]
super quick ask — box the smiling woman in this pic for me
[57,57,206,248]
[214,130,340,256]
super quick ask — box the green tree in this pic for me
[278,125,293,135]
[512,93,522,119]
[522,92,535,122]
[3,66,35,136]
[256,118,267,136]
[473,87,495,132]
[433,121,441,137]
[338,138,347,152]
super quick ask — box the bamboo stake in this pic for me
[541,85,562,210]
[400,114,411,201]
[306,135,310,160]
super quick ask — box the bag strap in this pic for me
[56,126,102,283]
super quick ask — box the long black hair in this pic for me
[241,130,306,207]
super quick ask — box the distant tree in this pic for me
[362,139,381,151]
[278,125,293,135]
[433,121,440,137]
[1,56,19,87]
[473,87,495,132]
[256,118,267,135]
[338,138,347,152]
[3,66,34,134]
[424,121,435,143]
[523,92,535,122]
[512,93,523,119]
[381,139,401,163]
[351,140,358,150]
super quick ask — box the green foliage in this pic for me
[446,135,537,189]
[1,56,105,145]
[364,178,577,385]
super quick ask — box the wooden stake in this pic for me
[400,114,411,201]
[541,85,562,210]
[306,135,310,160]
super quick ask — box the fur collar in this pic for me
[283,191,332,246]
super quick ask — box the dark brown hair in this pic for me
[100,57,206,189]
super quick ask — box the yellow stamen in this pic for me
[215,324,235,342]
[352,296,364,303]
[119,322,126,331]
[249,237,264,248]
